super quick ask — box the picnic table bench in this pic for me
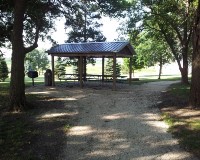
[58,74,80,82]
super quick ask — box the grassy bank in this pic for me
[160,83,200,158]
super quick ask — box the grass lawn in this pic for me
[0,81,71,160]
[160,83,200,158]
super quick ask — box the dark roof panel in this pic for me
[47,41,135,57]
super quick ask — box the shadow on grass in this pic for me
[159,82,200,158]
[0,83,76,160]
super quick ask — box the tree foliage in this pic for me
[55,57,67,78]
[123,56,144,76]
[124,0,197,84]
[105,58,121,76]
[25,49,49,74]
[66,0,106,43]
[135,31,174,78]
[0,54,9,82]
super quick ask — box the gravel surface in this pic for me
[28,81,198,160]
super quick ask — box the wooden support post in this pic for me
[102,56,105,82]
[79,56,83,88]
[83,56,87,81]
[129,57,132,85]
[113,54,117,91]
[51,55,55,86]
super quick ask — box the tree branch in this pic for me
[170,22,184,45]
[24,26,39,54]
[150,9,184,46]
[144,22,161,32]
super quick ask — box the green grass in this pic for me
[0,82,10,111]
[169,83,190,98]
[131,76,182,85]
[161,83,200,157]
[63,124,72,131]
[163,116,200,155]
[162,113,179,126]
[0,116,29,159]
[0,82,47,159]
[0,81,71,160]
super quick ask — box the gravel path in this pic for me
[28,81,198,160]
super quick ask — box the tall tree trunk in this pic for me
[158,56,163,80]
[9,0,26,111]
[159,18,190,84]
[181,0,190,85]
[189,0,200,108]
[179,42,189,84]
[180,54,189,84]
[132,69,134,77]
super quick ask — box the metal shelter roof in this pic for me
[47,41,135,57]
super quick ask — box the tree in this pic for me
[123,56,144,77]
[0,0,66,111]
[105,58,121,76]
[134,32,173,79]
[125,0,197,84]
[66,1,106,43]
[0,54,9,82]
[25,49,49,74]
[55,57,66,78]
[65,0,106,81]
[0,0,130,111]
[189,0,200,108]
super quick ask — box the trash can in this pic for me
[44,69,52,86]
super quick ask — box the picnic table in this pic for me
[58,74,127,82]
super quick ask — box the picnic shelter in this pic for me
[47,41,135,90]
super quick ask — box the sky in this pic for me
[38,16,120,51]
[2,16,120,58]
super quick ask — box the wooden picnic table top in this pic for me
[59,74,127,78]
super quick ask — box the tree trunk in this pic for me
[189,1,200,108]
[132,69,134,77]
[181,6,190,85]
[158,56,163,79]
[159,23,190,84]
[178,11,190,85]
[180,62,189,84]
[9,0,26,111]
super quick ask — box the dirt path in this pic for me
[27,81,198,160]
